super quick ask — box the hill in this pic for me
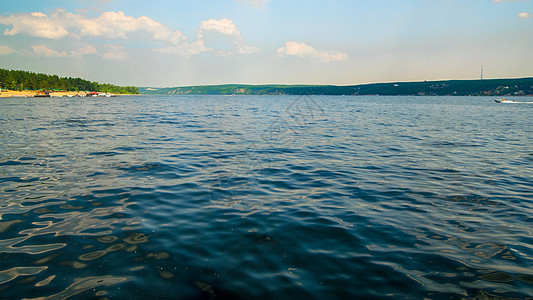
[139,78,533,96]
[0,68,139,94]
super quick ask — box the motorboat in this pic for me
[494,98,517,103]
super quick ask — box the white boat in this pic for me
[495,98,517,103]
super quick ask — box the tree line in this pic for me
[0,68,139,94]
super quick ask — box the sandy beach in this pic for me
[0,90,135,97]
[0,90,91,98]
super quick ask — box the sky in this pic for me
[0,0,532,87]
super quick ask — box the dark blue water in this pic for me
[1,95,532,299]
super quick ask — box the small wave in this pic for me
[426,140,485,148]
[0,160,28,167]
[87,151,119,157]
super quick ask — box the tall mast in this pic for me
[481,65,484,80]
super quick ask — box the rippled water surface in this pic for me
[1,95,532,299]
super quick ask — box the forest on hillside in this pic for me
[140,78,533,96]
[0,68,139,94]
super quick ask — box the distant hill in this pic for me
[0,68,139,94]
[139,78,533,96]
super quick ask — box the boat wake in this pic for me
[495,98,533,104]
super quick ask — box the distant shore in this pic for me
[139,77,533,96]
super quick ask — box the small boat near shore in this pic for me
[86,92,118,97]
[34,90,51,97]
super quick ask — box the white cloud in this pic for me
[199,18,242,38]
[277,41,348,62]
[196,18,259,56]
[31,45,68,57]
[102,45,129,60]
[518,12,532,19]
[156,18,259,57]
[0,12,69,39]
[30,12,47,18]
[188,40,211,55]
[278,41,317,57]
[64,11,186,44]
[138,16,185,44]
[0,45,16,55]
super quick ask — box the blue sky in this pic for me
[0,0,532,87]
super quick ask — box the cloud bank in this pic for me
[0,10,258,58]
[277,41,348,62]
[0,10,185,43]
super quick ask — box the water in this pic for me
[1,95,532,299]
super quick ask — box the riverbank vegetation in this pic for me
[0,68,139,94]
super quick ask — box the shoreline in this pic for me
[0,90,135,98]
[1,90,87,98]
[2,90,532,98]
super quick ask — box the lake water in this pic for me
[1,95,532,299]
